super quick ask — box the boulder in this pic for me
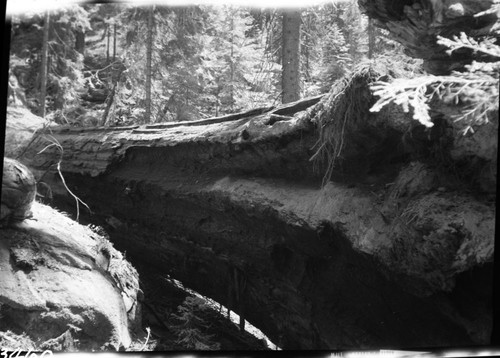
[4,107,47,159]
[0,201,142,351]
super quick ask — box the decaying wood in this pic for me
[270,94,323,116]
[144,106,275,130]
[266,114,293,126]
[23,94,320,177]
[358,0,499,74]
[101,83,116,126]
[136,95,324,130]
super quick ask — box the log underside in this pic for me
[20,91,495,349]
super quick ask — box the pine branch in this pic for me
[437,33,500,59]
[370,29,499,135]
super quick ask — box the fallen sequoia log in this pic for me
[12,62,495,350]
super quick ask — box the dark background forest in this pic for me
[7,0,421,126]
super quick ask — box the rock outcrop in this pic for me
[1,157,37,226]
[0,201,142,351]
[2,106,143,352]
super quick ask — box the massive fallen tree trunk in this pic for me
[14,65,495,349]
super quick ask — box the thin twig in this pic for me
[141,327,151,351]
[38,135,92,221]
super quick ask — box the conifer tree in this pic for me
[39,11,49,117]
[144,5,154,123]
[368,18,375,59]
[281,8,301,103]
[342,0,367,65]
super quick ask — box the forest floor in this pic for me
[130,261,271,351]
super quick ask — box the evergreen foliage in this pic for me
[300,3,351,94]
[198,6,264,114]
[370,33,499,134]
[171,296,221,350]
[47,6,90,116]
[10,6,91,119]
[8,1,420,126]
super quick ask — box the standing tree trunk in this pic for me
[281,9,301,104]
[368,18,375,59]
[302,11,312,83]
[106,23,110,64]
[144,5,154,124]
[39,11,50,118]
[229,14,235,113]
[101,83,116,126]
[113,22,117,61]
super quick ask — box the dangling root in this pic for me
[309,64,382,186]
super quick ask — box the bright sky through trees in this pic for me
[8,0,376,123]
[6,0,349,16]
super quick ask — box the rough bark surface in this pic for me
[13,83,495,349]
